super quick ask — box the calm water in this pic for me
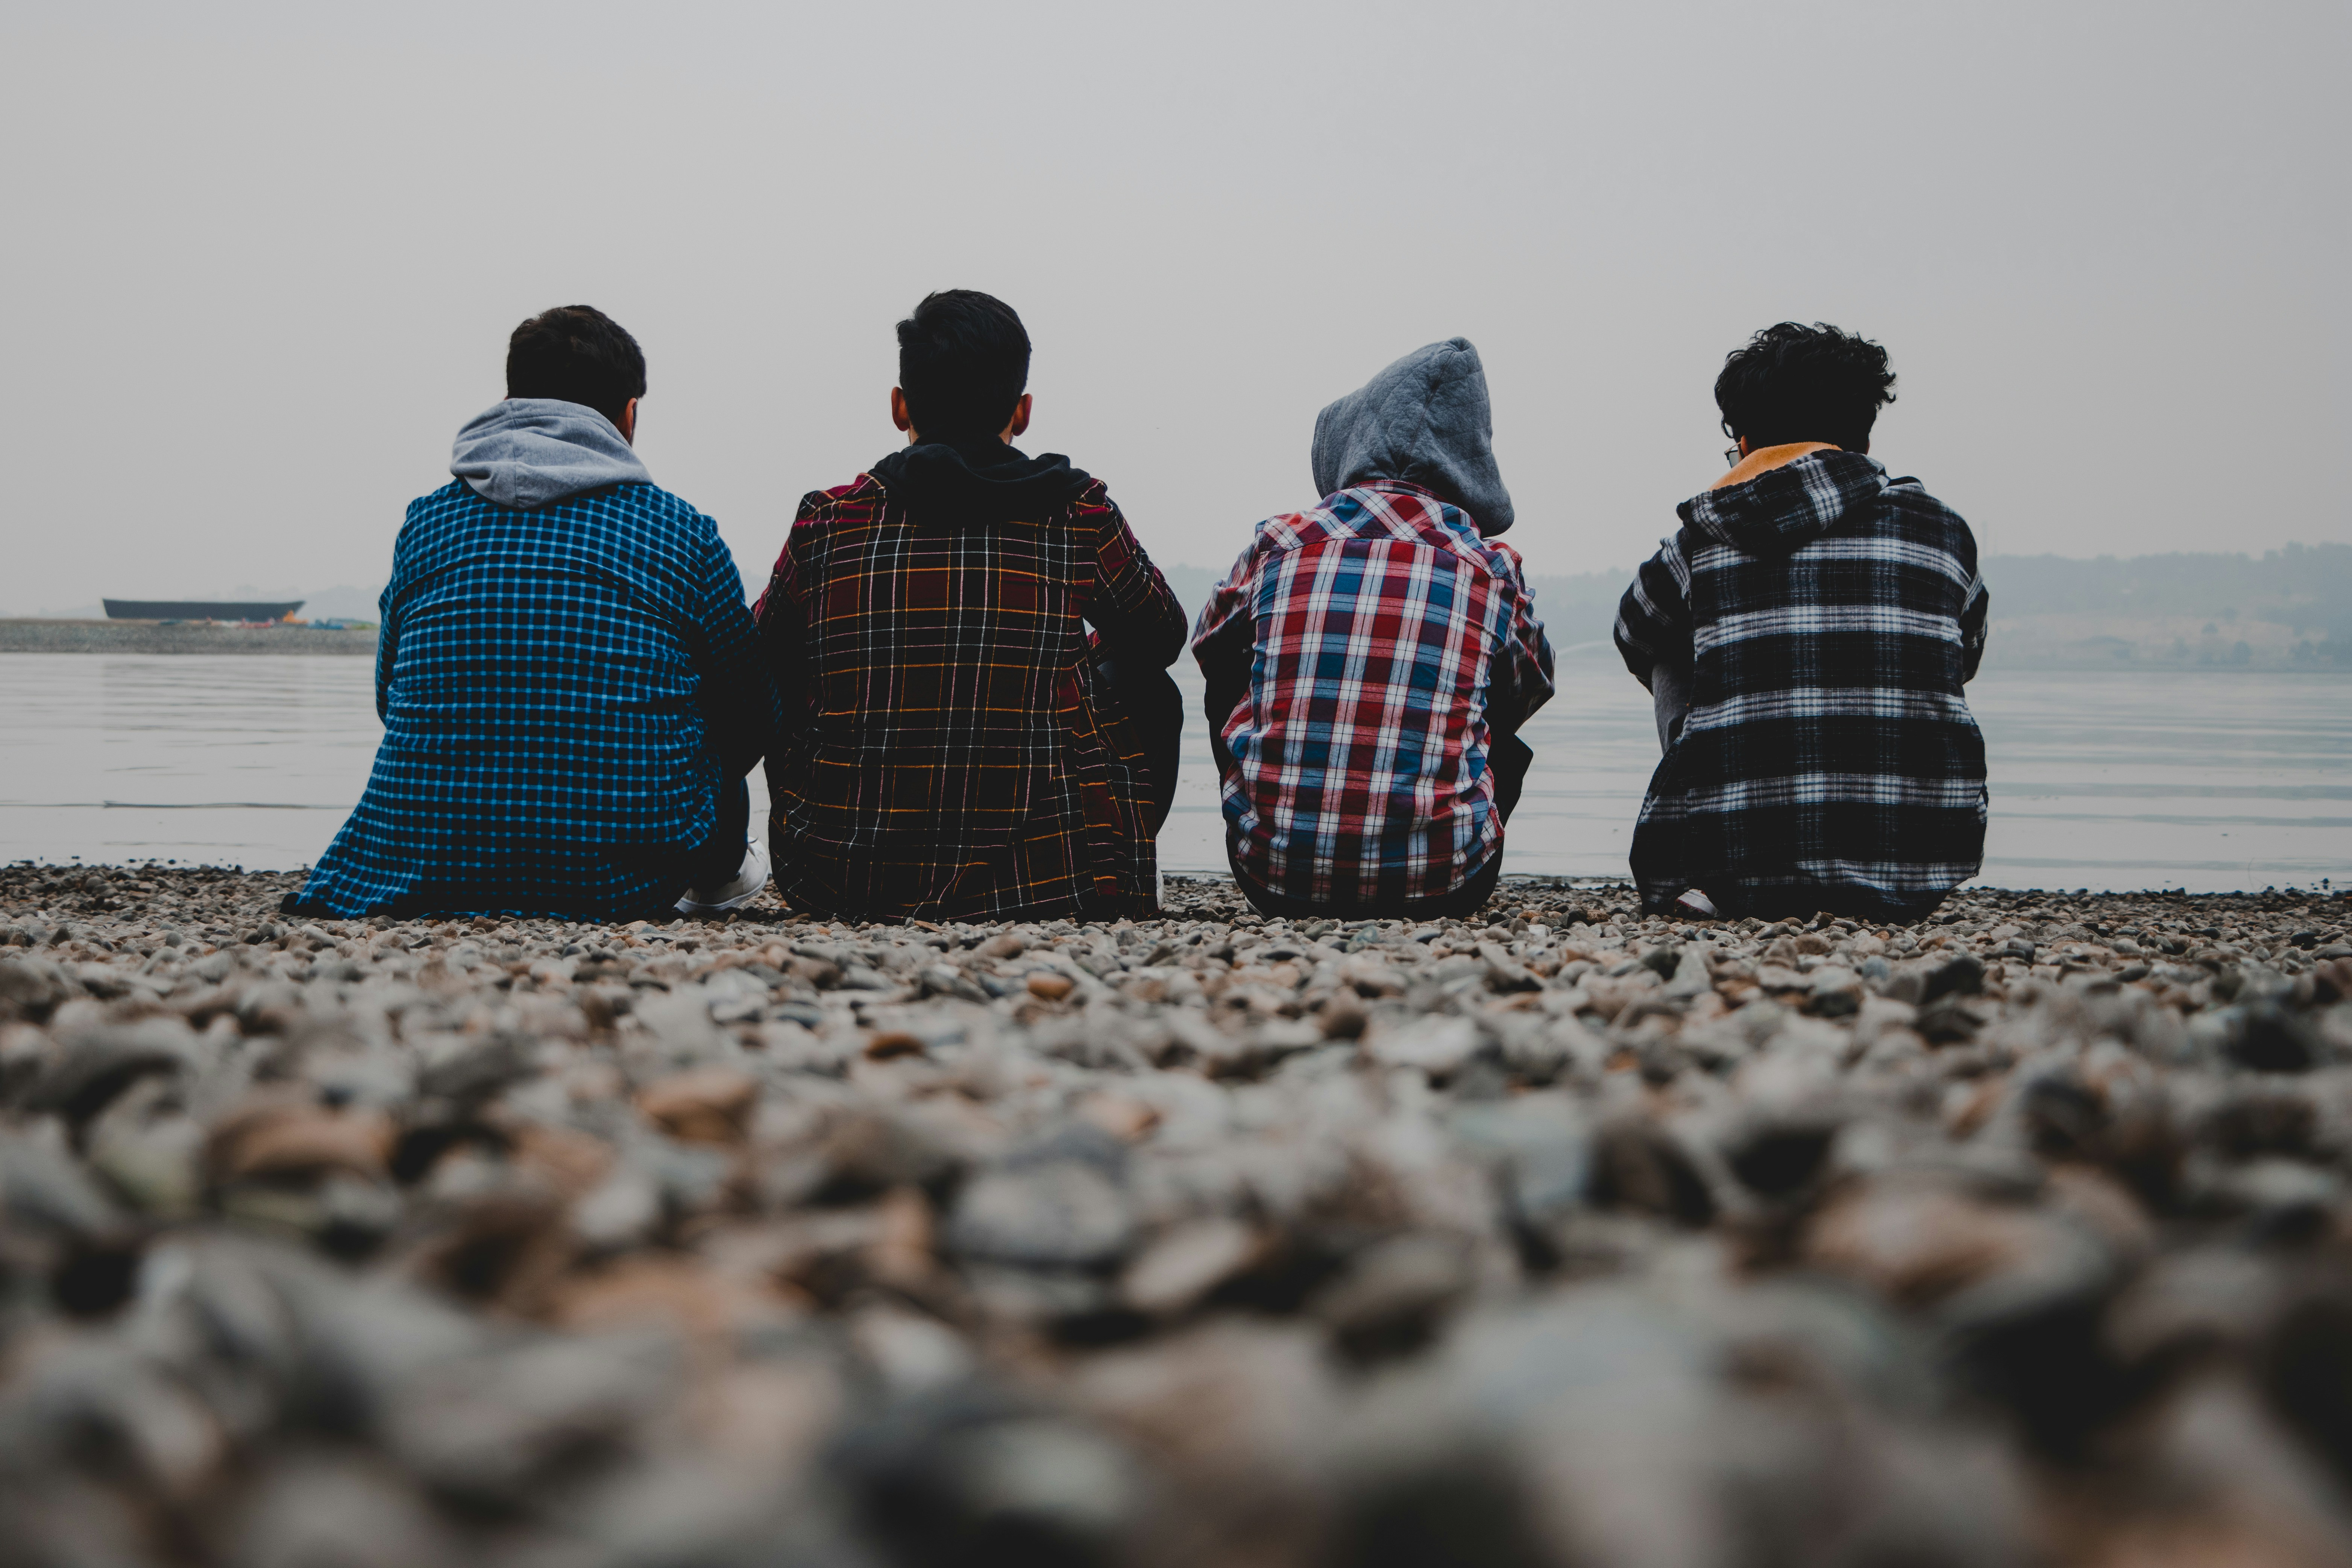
[2,653,2346,893]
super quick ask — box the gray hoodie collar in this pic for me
[450,398,652,511]
[1310,338,1514,535]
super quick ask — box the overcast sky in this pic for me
[3,1,2346,614]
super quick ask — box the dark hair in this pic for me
[896,290,1031,441]
[505,305,646,430]
[1714,322,1896,452]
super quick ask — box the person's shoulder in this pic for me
[564,483,721,560]
[396,481,494,556]
[1352,483,1492,554]
[1863,475,1979,581]
[794,473,887,526]
[1875,474,1975,547]
[589,479,702,519]
[1878,473,1966,527]
[1379,489,1518,578]
[406,478,478,519]
[1477,536,1530,577]
[1248,502,1338,557]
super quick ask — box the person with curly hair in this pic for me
[1615,323,1989,921]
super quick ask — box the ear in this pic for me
[1003,393,1032,442]
[1736,435,1750,457]
[618,398,639,446]
[891,387,915,436]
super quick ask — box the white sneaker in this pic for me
[1674,887,1719,917]
[676,836,770,915]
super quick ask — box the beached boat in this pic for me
[102,599,303,622]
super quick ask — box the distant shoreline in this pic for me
[5,616,2347,676]
[0,619,376,656]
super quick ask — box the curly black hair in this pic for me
[1715,322,1896,453]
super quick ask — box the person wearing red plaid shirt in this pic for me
[1193,339,1554,919]
[756,291,1186,924]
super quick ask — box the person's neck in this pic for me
[911,430,1014,454]
[1712,440,1838,490]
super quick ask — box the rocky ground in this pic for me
[2,863,2351,1567]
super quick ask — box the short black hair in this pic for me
[1715,322,1896,452]
[505,305,646,430]
[896,290,1030,441]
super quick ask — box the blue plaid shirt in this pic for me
[293,480,779,919]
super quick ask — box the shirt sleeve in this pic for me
[1083,499,1188,668]
[752,495,825,750]
[1486,543,1556,736]
[373,589,397,725]
[1958,578,1989,684]
[373,508,416,724]
[1615,533,1694,690]
[682,515,781,778]
[1190,534,1264,765]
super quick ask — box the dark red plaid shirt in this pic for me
[1193,480,1554,906]
[756,466,1184,923]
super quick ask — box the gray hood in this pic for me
[1310,338,1514,535]
[450,398,652,510]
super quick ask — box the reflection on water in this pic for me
[0,656,378,869]
[2,654,2346,893]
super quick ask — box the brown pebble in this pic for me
[636,1066,760,1145]
[791,955,843,988]
[209,1096,393,1182]
[507,1122,616,1199]
[863,1031,926,1061]
[1026,971,1075,1000]
[548,1254,798,1339]
[1078,1092,1162,1142]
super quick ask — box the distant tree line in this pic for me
[1980,543,2352,631]
[1162,544,2352,669]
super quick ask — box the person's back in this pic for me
[757,291,1185,923]
[1615,322,1988,922]
[1194,339,1554,918]
[290,307,779,920]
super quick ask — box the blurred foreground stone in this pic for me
[1,862,2350,1565]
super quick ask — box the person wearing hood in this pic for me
[1615,322,1989,922]
[286,305,782,920]
[1192,338,1555,919]
[753,290,1187,923]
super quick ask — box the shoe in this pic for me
[1674,888,1719,917]
[676,836,770,915]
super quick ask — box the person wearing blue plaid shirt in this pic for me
[287,307,782,921]
[1615,323,1989,922]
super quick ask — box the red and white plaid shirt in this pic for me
[1191,480,1554,906]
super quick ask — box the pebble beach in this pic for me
[4,862,2352,1567]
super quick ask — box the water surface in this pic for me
[2,654,2345,893]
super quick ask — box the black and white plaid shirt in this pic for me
[1614,450,1989,919]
